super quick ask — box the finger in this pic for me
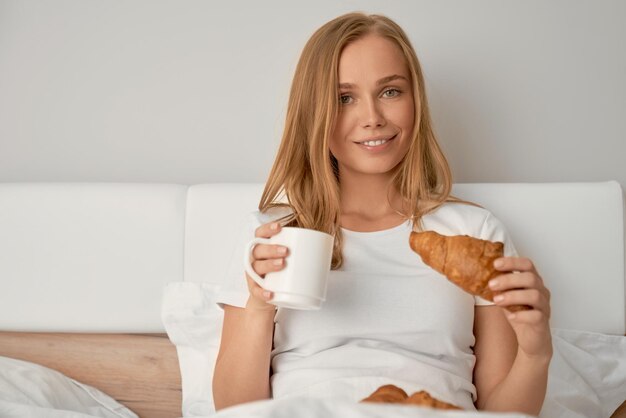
[489,272,546,294]
[493,288,548,311]
[255,221,282,238]
[504,308,548,325]
[493,257,538,274]
[245,273,273,301]
[251,258,286,278]
[251,244,289,261]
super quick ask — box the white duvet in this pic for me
[2,311,625,418]
[0,356,137,418]
[0,401,127,418]
[210,397,532,418]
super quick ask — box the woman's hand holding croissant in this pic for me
[489,257,553,359]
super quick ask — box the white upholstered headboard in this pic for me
[0,183,187,332]
[451,182,625,335]
[1,182,624,335]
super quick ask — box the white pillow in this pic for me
[0,356,137,418]
[162,281,223,416]
[162,282,626,417]
[540,328,626,418]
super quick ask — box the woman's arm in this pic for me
[213,221,287,411]
[212,303,275,411]
[474,305,550,414]
[473,257,553,416]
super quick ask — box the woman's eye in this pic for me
[382,88,400,98]
[339,94,352,105]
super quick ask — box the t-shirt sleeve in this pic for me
[474,211,519,306]
[215,211,262,309]
[215,207,293,310]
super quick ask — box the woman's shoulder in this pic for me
[421,201,501,237]
[236,206,294,242]
[252,205,294,226]
[427,200,493,220]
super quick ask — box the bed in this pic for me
[0,182,625,418]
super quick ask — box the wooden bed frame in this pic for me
[0,332,181,418]
[0,331,624,418]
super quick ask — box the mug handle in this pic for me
[243,237,271,288]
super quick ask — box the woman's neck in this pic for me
[338,171,406,221]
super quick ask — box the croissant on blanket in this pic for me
[361,384,461,410]
[409,231,530,312]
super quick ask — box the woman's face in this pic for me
[330,34,415,179]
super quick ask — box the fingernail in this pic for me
[507,313,516,320]
[273,259,283,266]
[263,291,272,299]
[277,246,287,254]
[488,279,498,289]
[494,259,504,269]
[493,295,504,303]
[270,223,278,230]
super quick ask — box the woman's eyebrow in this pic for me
[376,74,409,85]
[338,74,409,90]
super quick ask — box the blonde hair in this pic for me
[259,12,459,269]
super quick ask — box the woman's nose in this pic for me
[360,98,386,128]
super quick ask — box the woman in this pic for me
[213,12,552,415]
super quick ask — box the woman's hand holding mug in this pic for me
[244,222,334,311]
[245,222,289,311]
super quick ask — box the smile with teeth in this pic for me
[363,139,388,146]
[358,135,396,147]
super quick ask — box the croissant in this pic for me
[404,390,462,410]
[361,384,461,410]
[360,384,408,403]
[409,231,529,312]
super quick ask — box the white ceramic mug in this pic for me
[244,227,334,310]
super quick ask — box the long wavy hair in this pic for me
[259,12,462,269]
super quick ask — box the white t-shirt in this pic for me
[216,202,518,410]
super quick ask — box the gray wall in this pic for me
[1,0,625,190]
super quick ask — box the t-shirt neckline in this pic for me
[340,219,411,237]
